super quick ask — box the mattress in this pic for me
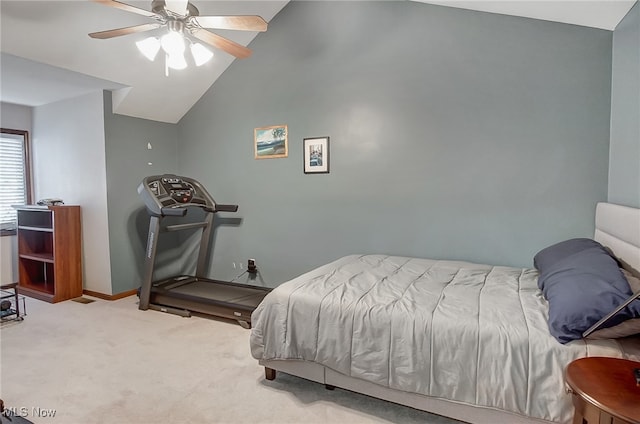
[250,254,640,423]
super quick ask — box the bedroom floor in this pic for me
[0,295,463,424]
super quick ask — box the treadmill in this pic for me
[137,174,271,328]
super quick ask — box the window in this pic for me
[0,128,32,235]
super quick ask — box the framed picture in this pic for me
[303,136,330,174]
[254,125,288,159]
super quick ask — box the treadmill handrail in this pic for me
[164,222,208,232]
[160,207,187,217]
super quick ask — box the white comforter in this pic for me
[250,255,638,423]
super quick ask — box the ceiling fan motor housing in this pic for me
[167,19,185,33]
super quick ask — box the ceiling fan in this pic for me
[88,0,267,60]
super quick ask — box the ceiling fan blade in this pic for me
[193,16,267,32]
[89,23,161,39]
[165,0,188,16]
[92,0,157,18]
[192,29,252,59]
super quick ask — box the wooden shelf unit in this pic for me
[15,205,82,303]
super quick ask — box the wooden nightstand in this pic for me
[565,357,640,424]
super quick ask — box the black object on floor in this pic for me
[0,399,35,424]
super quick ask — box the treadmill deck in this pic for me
[148,276,271,327]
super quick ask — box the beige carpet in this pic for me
[0,296,462,424]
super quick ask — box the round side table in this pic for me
[565,357,640,424]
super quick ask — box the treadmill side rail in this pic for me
[148,304,191,317]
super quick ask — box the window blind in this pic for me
[0,132,27,230]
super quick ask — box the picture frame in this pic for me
[303,136,330,174]
[254,125,288,159]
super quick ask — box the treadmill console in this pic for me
[138,174,235,217]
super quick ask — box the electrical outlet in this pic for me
[248,259,257,274]
[232,262,236,269]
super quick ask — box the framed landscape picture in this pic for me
[254,125,288,159]
[303,136,329,174]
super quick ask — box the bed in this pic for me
[249,202,640,424]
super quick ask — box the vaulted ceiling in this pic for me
[1,0,636,124]
[0,1,288,123]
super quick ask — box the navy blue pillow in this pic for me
[533,238,603,273]
[535,241,640,344]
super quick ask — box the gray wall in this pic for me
[103,91,180,294]
[177,1,613,287]
[1,102,32,132]
[609,2,640,208]
[0,102,33,285]
[32,91,113,294]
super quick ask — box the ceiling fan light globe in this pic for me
[136,37,161,61]
[161,30,185,55]
[166,52,188,70]
[190,43,214,66]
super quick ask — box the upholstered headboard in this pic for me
[581,202,640,338]
[594,202,640,274]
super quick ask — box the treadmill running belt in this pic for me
[169,280,268,306]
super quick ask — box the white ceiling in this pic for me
[1,0,636,124]
[416,0,636,31]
